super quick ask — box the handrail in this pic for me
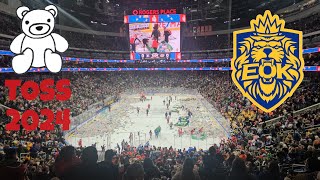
[0,103,22,115]
[306,124,320,130]
[0,103,14,110]
[260,103,320,126]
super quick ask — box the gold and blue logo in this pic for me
[231,10,304,112]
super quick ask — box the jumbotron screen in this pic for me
[125,13,185,61]
[129,22,181,53]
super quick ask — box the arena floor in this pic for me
[66,90,230,150]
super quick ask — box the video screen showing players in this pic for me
[129,22,181,53]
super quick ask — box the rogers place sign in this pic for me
[132,9,177,15]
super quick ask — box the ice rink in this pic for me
[66,89,230,151]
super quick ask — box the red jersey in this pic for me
[130,37,134,44]
[152,40,158,48]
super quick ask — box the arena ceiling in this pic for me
[20,0,305,31]
[59,0,303,25]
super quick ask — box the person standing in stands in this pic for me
[54,146,81,178]
[123,162,144,180]
[258,161,282,180]
[202,146,219,179]
[172,158,201,180]
[0,147,27,180]
[98,149,119,180]
[227,158,256,180]
[143,158,161,180]
[63,146,100,180]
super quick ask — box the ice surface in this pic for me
[66,91,230,151]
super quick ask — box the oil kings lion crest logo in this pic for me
[231,10,304,112]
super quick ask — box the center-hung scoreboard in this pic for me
[124,9,186,61]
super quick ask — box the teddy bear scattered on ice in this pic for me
[10,5,68,74]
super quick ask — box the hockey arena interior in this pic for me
[0,0,320,180]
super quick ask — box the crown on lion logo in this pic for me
[250,10,285,36]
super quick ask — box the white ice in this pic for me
[66,91,230,151]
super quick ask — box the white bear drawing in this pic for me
[10,5,68,74]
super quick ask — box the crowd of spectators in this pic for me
[182,35,231,51]
[0,13,20,36]
[277,0,320,17]
[0,71,319,124]
[286,12,320,34]
[62,32,128,51]
[303,52,320,66]
[0,48,318,68]
[0,71,319,179]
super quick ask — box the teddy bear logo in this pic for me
[10,5,68,74]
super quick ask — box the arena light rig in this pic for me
[0,66,319,73]
[0,47,319,63]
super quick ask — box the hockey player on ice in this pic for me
[199,127,203,133]
[146,108,149,116]
[169,122,173,129]
[178,128,183,137]
[149,130,152,140]
[129,133,133,144]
